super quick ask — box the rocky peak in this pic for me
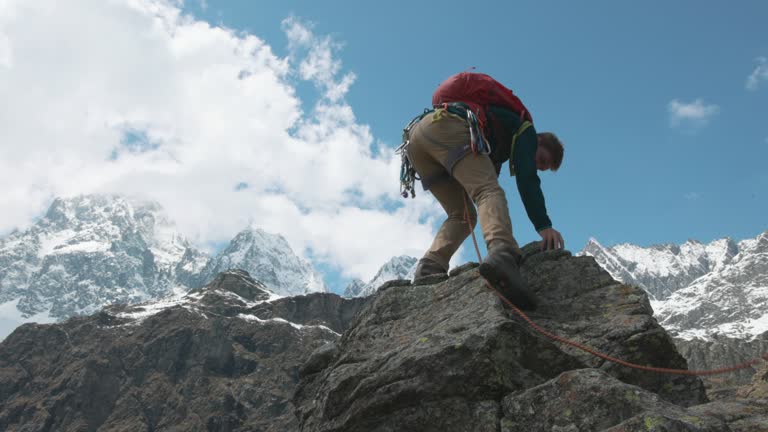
[202,269,275,302]
[0,194,197,323]
[295,244,713,430]
[584,236,602,249]
[194,226,327,296]
[42,194,143,230]
[342,278,365,298]
[0,269,364,431]
[740,230,768,253]
[2,245,766,431]
[0,196,331,339]
[343,255,417,298]
[580,235,741,300]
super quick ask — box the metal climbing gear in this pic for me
[466,107,490,155]
[396,103,491,198]
[395,109,430,198]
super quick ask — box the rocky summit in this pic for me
[294,244,767,432]
[2,244,767,431]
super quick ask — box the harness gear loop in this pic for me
[462,194,768,376]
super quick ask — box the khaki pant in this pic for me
[407,111,521,270]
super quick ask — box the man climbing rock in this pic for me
[400,71,564,310]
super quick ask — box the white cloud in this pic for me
[746,56,768,91]
[281,17,356,103]
[0,33,11,67]
[668,99,720,128]
[0,0,444,281]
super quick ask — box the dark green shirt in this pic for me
[486,105,552,232]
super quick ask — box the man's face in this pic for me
[535,146,553,171]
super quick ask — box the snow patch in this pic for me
[182,254,210,272]
[0,236,24,253]
[115,296,187,321]
[38,229,77,257]
[237,313,340,336]
[52,240,111,255]
[203,287,283,307]
[674,311,768,341]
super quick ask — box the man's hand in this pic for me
[539,227,564,251]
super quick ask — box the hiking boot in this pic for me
[479,247,537,311]
[413,257,447,280]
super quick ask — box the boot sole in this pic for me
[478,262,537,311]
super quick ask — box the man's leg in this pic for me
[406,115,477,275]
[421,176,477,271]
[450,153,536,310]
[450,153,521,256]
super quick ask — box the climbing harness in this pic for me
[461,195,768,376]
[396,104,490,199]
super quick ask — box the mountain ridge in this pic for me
[0,194,328,340]
[580,230,768,341]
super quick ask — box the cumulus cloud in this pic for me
[668,99,720,128]
[281,17,357,103]
[0,0,444,281]
[746,56,768,91]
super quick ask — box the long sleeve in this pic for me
[511,126,552,232]
[486,105,553,232]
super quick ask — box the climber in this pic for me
[400,71,564,310]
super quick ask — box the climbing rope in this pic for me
[461,195,768,376]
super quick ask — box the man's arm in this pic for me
[512,126,552,232]
[488,105,564,250]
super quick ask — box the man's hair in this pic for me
[537,132,564,171]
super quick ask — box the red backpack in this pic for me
[431,72,533,128]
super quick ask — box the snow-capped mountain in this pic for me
[343,279,367,298]
[193,227,327,297]
[581,231,768,340]
[0,195,200,321]
[581,237,738,300]
[344,255,417,298]
[0,194,327,340]
[652,232,768,340]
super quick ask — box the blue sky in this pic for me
[185,2,768,254]
[1,0,766,295]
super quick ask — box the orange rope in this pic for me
[462,195,768,376]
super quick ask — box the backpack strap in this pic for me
[508,120,533,176]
